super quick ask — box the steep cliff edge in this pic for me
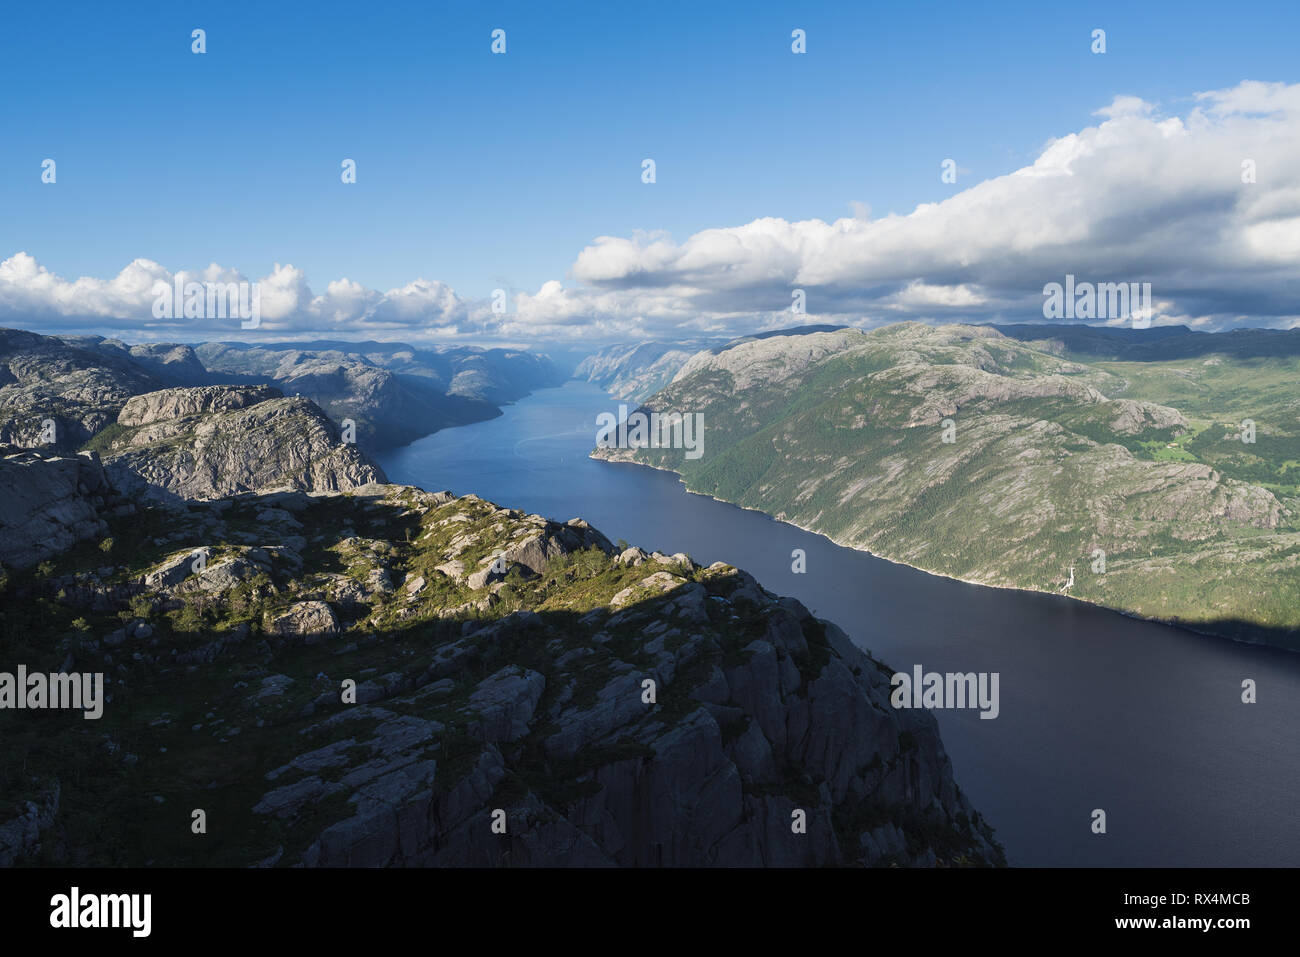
[0,484,1002,867]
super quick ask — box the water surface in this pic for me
[377,381,1300,866]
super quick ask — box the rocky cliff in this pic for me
[0,483,1002,867]
[0,446,124,570]
[93,385,386,503]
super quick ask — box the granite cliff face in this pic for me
[95,385,387,503]
[116,384,284,425]
[0,447,124,570]
[1,484,1002,867]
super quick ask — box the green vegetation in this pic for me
[78,422,133,454]
[0,484,999,867]
[596,323,1300,645]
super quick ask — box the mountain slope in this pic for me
[0,483,1002,867]
[577,339,728,401]
[0,329,163,450]
[593,323,1300,647]
[576,327,847,402]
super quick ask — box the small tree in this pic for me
[174,602,203,634]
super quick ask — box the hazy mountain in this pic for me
[193,341,564,449]
[576,339,729,401]
[61,336,212,386]
[576,327,844,402]
[991,322,1300,362]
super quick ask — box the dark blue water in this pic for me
[377,381,1300,867]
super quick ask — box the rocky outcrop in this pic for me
[1106,398,1189,435]
[0,446,118,569]
[97,385,387,502]
[1,483,1002,867]
[461,519,615,589]
[265,601,340,643]
[0,328,160,450]
[118,385,282,426]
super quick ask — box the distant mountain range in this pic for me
[0,329,564,453]
[577,326,848,401]
[576,338,731,400]
[591,321,1300,649]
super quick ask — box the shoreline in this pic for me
[590,450,1296,654]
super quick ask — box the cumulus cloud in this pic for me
[554,79,1300,334]
[0,254,473,342]
[3,80,1298,343]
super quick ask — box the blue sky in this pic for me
[2,0,1298,341]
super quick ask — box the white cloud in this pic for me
[0,254,473,341]
[552,80,1300,333]
[3,80,1299,342]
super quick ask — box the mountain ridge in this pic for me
[591,321,1300,648]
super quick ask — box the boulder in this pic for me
[265,601,340,642]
